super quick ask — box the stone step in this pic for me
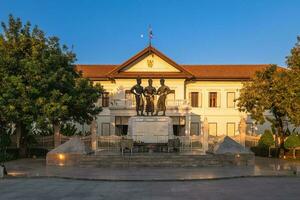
[78,154,223,167]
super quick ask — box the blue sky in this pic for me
[0,0,299,66]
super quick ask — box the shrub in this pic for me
[61,123,80,136]
[258,129,275,148]
[0,133,11,151]
[0,148,19,162]
[250,146,278,157]
[284,134,300,149]
[28,148,48,157]
[0,153,16,162]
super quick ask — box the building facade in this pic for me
[76,46,273,137]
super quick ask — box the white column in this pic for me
[185,113,191,136]
[90,120,98,151]
[54,123,61,148]
[239,117,246,147]
[202,117,209,153]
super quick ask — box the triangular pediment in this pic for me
[108,46,194,78]
[122,54,180,72]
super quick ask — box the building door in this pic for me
[171,116,186,136]
[115,116,129,136]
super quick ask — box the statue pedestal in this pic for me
[128,116,174,143]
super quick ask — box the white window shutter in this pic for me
[198,92,202,107]
[217,92,221,107]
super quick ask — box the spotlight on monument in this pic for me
[58,154,65,160]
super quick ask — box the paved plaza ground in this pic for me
[0,177,300,200]
[1,157,300,199]
[2,157,300,180]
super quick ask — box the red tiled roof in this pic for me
[76,65,118,78]
[75,46,284,80]
[182,64,271,80]
[75,64,276,80]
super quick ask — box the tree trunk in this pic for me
[53,122,61,148]
[15,123,21,149]
[293,148,296,159]
[277,123,285,158]
[16,122,27,158]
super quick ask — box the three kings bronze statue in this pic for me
[130,78,172,116]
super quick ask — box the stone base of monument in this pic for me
[127,116,174,143]
[213,136,255,166]
[46,136,91,166]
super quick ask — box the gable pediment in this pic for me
[108,46,194,78]
[122,54,180,72]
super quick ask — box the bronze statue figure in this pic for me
[155,78,171,116]
[144,78,156,116]
[130,77,144,116]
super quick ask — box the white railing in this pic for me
[166,99,189,108]
[175,135,204,151]
[110,99,135,109]
[110,98,190,110]
[96,135,122,151]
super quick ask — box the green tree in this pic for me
[0,15,103,156]
[258,130,275,148]
[35,37,103,145]
[284,133,300,158]
[0,15,46,156]
[285,36,300,126]
[237,37,300,151]
[237,65,292,148]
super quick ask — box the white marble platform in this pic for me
[128,116,174,143]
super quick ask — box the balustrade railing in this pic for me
[110,98,190,110]
[110,99,135,109]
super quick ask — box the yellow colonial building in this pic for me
[76,46,271,138]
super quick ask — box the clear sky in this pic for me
[1,0,299,66]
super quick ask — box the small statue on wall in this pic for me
[144,78,156,116]
[130,77,144,116]
[155,78,171,116]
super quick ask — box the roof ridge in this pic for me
[182,64,270,66]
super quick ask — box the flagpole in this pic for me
[148,25,152,47]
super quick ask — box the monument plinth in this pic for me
[128,116,174,143]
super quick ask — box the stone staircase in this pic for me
[79,153,223,168]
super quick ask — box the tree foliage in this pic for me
[0,15,103,156]
[258,130,275,148]
[284,133,300,149]
[285,37,300,125]
[286,36,300,71]
[237,65,292,144]
[237,37,300,148]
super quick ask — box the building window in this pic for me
[208,123,217,136]
[226,123,235,136]
[101,123,110,136]
[191,122,200,136]
[190,92,199,107]
[209,92,217,107]
[115,116,129,136]
[227,92,235,108]
[102,92,109,107]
